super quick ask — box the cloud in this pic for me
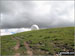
[0,1,74,29]
[0,28,31,36]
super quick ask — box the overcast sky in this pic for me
[0,1,74,29]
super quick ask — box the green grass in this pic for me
[1,27,74,55]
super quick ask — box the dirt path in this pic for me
[14,41,20,51]
[24,41,33,56]
[14,41,20,56]
[11,37,20,56]
[14,53,20,56]
[11,36,33,56]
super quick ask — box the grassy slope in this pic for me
[1,27,74,55]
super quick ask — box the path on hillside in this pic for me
[11,37,20,56]
[24,41,33,56]
[11,36,33,56]
[14,41,20,56]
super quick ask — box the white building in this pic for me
[31,24,39,30]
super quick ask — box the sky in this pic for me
[0,0,74,35]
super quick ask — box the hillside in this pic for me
[1,27,74,55]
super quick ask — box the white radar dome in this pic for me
[31,24,39,30]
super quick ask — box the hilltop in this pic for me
[1,27,74,55]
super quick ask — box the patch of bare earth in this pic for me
[11,37,20,56]
[14,41,20,56]
[24,41,33,56]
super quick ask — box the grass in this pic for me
[1,27,74,55]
